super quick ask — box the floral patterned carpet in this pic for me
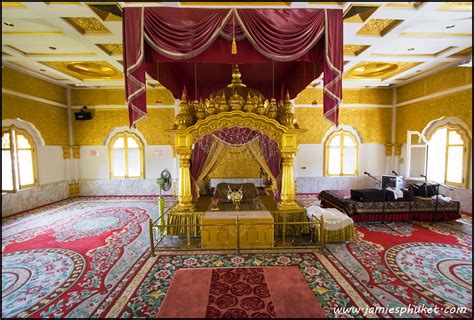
[2,195,472,318]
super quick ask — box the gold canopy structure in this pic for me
[166,65,307,213]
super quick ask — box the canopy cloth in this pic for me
[123,7,343,127]
[190,127,281,201]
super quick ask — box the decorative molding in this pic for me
[2,89,68,108]
[322,124,363,145]
[385,143,393,156]
[1,118,46,146]
[62,145,72,159]
[421,117,472,140]
[395,84,472,107]
[394,143,402,156]
[103,126,148,146]
[72,145,81,159]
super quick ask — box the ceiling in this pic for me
[2,2,472,90]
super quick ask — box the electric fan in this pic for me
[156,169,172,231]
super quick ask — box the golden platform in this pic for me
[201,210,274,249]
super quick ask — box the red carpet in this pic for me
[157,266,326,318]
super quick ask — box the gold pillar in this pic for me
[175,133,195,212]
[278,133,301,210]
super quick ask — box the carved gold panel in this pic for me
[344,45,370,56]
[40,61,122,81]
[357,19,403,36]
[62,17,111,34]
[96,44,123,56]
[2,93,69,145]
[345,61,421,81]
[396,89,472,143]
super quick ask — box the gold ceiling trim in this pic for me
[96,44,123,56]
[5,44,96,57]
[396,62,451,81]
[345,61,421,80]
[2,31,64,35]
[400,32,472,38]
[344,45,370,56]
[9,62,68,81]
[88,4,123,22]
[448,47,472,57]
[3,51,12,56]
[343,4,380,23]
[371,46,456,58]
[437,2,472,11]
[357,19,403,36]
[45,2,81,4]
[62,17,111,34]
[385,2,424,9]
[2,2,26,7]
[39,61,123,81]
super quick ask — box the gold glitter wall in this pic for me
[2,93,69,145]
[73,108,175,145]
[2,67,67,104]
[71,88,175,106]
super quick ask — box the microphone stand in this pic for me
[364,172,382,189]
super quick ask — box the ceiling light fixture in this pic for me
[446,25,455,29]
[408,48,415,51]
[49,46,57,51]
[3,21,14,27]
[40,69,46,72]
[416,70,422,73]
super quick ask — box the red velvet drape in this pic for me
[123,7,343,128]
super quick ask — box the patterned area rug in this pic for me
[2,195,472,318]
[2,196,174,318]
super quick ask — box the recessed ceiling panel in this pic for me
[343,4,379,23]
[343,45,370,56]
[448,47,472,57]
[357,19,403,36]
[345,61,421,80]
[88,4,123,21]
[62,17,111,34]
[4,36,96,56]
[39,61,123,81]
[1,18,62,34]
[96,44,123,56]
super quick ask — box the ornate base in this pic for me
[173,203,196,212]
[277,201,304,211]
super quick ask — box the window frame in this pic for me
[427,124,470,188]
[324,129,359,177]
[108,131,145,179]
[2,125,39,193]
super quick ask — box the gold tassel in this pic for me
[231,36,237,55]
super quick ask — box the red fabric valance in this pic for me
[123,7,343,128]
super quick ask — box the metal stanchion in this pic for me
[149,219,155,257]
[236,217,240,255]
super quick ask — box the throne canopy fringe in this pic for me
[123,7,343,127]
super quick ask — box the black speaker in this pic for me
[74,107,92,120]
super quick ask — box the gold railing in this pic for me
[149,209,326,256]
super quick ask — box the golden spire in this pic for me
[227,64,246,88]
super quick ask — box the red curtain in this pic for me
[123,7,343,128]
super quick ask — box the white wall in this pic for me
[2,146,67,218]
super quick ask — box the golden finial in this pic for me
[227,64,246,88]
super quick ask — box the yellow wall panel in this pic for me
[2,93,69,145]
[73,108,175,145]
[295,107,392,144]
[71,88,175,106]
[396,89,472,143]
[397,67,472,103]
[295,88,392,105]
[2,67,67,105]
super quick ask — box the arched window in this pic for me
[324,130,358,176]
[2,126,38,192]
[427,124,470,187]
[109,131,144,179]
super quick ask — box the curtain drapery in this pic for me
[190,127,281,200]
[123,7,343,127]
